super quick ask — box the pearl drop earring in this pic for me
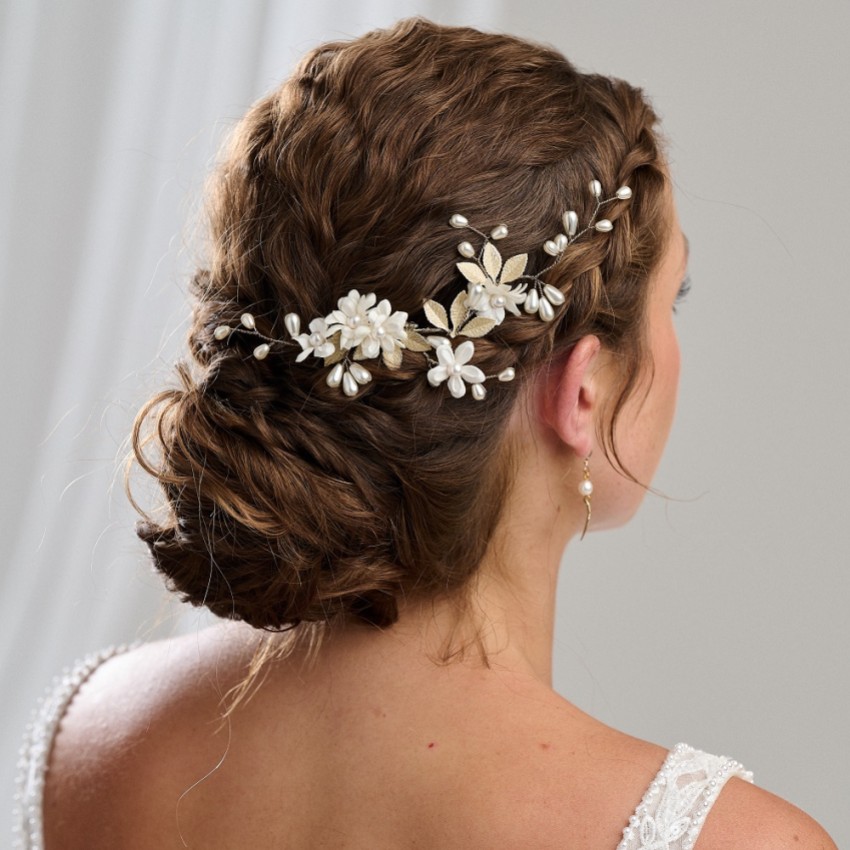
[578,456,593,540]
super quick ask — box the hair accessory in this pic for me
[212,179,631,400]
[579,455,594,539]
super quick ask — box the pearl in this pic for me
[452,363,463,374]
[376,325,385,335]
[498,367,515,381]
[554,233,568,251]
[616,185,632,199]
[253,343,270,360]
[349,315,361,326]
[213,325,231,340]
[471,383,486,400]
[590,179,602,197]
[524,289,539,313]
[563,210,578,236]
[493,295,505,307]
[594,219,613,232]
[543,239,560,256]
[284,312,301,337]
[349,362,372,384]
[326,363,344,387]
[310,332,324,346]
[457,241,475,258]
[342,372,359,396]
[472,284,484,295]
[490,224,508,240]
[542,284,565,305]
[449,213,468,228]
[240,312,256,330]
[538,297,555,321]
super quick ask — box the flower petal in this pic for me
[436,344,456,367]
[427,365,448,385]
[454,339,475,364]
[448,375,467,398]
[461,365,485,383]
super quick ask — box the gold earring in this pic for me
[578,455,593,540]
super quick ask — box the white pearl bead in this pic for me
[458,241,475,258]
[590,179,602,197]
[350,315,361,326]
[326,363,344,387]
[240,312,256,330]
[542,284,565,305]
[543,239,560,256]
[579,479,593,497]
[452,363,462,374]
[284,312,301,337]
[490,224,508,240]
[472,284,484,295]
[493,295,505,307]
[471,383,486,400]
[498,367,515,381]
[594,219,613,232]
[563,210,578,236]
[524,289,539,313]
[349,362,372,384]
[554,233,568,251]
[253,343,270,360]
[616,185,632,199]
[376,325,385,335]
[538,297,554,321]
[213,325,231,340]
[342,372,359,396]
[449,213,468,228]
[310,332,323,346]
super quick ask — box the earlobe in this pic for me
[540,335,601,459]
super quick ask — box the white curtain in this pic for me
[2,0,848,844]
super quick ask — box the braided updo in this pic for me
[127,17,670,632]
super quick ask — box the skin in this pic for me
[43,186,838,849]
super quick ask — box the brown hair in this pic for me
[127,17,670,637]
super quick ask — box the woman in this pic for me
[15,17,836,849]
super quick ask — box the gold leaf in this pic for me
[403,330,433,352]
[423,299,449,331]
[460,316,497,338]
[382,346,403,370]
[352,343,370,361]
[321,332,344,365]
[450,291,469,332]
[482,242,502,280]
[456,262,486,284]
[501,253,528,283]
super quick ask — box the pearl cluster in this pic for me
[12,644,136,849]
[211,178,632,401]
[616,742,754,850]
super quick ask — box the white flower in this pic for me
[457,242,528,325]
[359,298,409,358]
[294,317,336,362]
[325,289,376,350]
[426,339,485,398]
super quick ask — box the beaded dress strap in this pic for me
[12,643,138,850]
[616,742,754,850]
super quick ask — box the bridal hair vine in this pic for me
[212,179,632,400]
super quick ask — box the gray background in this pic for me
[2,0,847,843]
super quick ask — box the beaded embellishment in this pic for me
[617,742,754,850]
[12,644,138,849]
[212,179,632,400]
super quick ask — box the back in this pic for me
[31,622,834,849]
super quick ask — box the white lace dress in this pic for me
[12,646,754,849]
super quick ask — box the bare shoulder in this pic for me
[697,777,838,850]
[42,623,259,850]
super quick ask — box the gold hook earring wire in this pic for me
[579,455,593,540]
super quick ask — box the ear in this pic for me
[539,335,601,459]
